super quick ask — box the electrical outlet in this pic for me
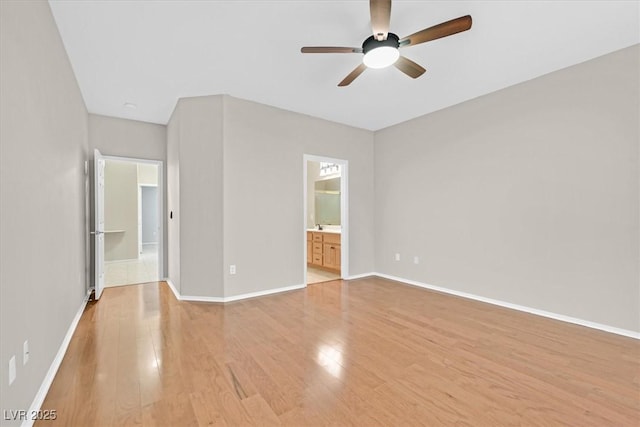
[23,340,29,365]
[414,256,419,264]
[395,253,400,261]
[8,356,16,385]
[229,265,236,275]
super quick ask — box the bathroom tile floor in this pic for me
[105,243,159,287]
[306,266,340,284]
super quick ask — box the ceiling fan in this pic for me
[301,0,472,86]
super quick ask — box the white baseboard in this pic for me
[22,289,91,427]
[162,279,305,303]
[104,257,139,264]
[373,272,640,340]
[164,278,180,300]
[345,272,375,280]
[180,294,226,303]
[222,284,306,302]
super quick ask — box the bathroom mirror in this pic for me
[315,177,340,225]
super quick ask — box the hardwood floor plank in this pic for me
[241,395,282,425]
[35,279,639,426]
[188,390,229,427]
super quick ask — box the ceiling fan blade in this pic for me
[338,63,367,87]
[394,56,426,79]
[399,15,472,47]
[301,46,363,54]
[370,0,391,41]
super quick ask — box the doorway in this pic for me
[100,157,163,288]
[303,155,348,285]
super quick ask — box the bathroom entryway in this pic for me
[304,156,348,285]
[93,151,163,294]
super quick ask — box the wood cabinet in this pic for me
[323,243,341,270]
[307,231,341,273]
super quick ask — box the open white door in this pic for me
[137,185,142,255]
[93,149,106,300]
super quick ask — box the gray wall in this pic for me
[0,0,88,421]
[167,96,224,297]
[142,186,159,244]
[89,114,166,160]
[374,45,640,332]
[223,96,375,297]
[104,160,138,261]
[168,95,374,298]
[2,3,634,422]
[88,114,167,275]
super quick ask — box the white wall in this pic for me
[223,96,375,297]
[374,45,640,332]
[0,0,88,422]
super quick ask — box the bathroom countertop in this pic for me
[307,228,341,234]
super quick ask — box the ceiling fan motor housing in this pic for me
[362,32,400,53]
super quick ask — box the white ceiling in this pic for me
[49,1,639,131]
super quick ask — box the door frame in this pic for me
[98,154,164,284]
[94,149,106,299]
[303,154,349,284]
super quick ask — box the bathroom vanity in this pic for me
[307,230,341,273]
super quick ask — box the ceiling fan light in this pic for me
[363,46,399,69]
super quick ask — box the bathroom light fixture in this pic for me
[320,162,340,176]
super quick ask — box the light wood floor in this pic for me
[37,278,639,426]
